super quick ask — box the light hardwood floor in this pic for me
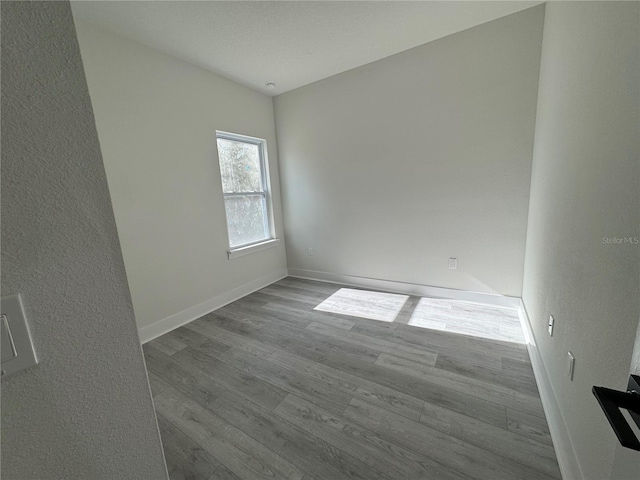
[144,277,560,480]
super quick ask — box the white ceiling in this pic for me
[71,1,541,96]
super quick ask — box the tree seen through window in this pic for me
[216,134,273,248]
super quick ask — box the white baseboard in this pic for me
[288,268,522,309]
[519,300,584,480]
[138,269,288,343]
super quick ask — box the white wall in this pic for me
[1,2,167,478]
[73,21,287,339]
[522,2,640,479]
[274,6,544,297]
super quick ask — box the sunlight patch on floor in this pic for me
[314,288,409,322]
[408,297,525,344]
[314,288,525,344]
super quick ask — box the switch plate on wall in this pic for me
[548,315,555,336]
[568,351,575,380]
[1,315,17,362]
[448,258,457,270]
[308,247,314,256]
[1,294,38,378]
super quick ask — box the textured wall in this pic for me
[1,2,168,478]
[73,20,287,333]
[274,6,544,297]
[522,2,640,479]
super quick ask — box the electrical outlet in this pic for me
[568,351,575,380]
[308,247,314,256]
[448,258,457,270]
[548,315,555,336]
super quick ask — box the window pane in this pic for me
[217,138,262,193]
[224,195,268,247]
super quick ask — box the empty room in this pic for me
[2,1,639,479]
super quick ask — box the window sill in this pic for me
[228,238,280,260]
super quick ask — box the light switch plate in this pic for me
[568,351,575,380]
[1,294,38,378]
[1,315,17,362]
[448,258,457,270]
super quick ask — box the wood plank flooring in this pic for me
[144,277,560,480]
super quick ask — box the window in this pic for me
[216,131,276,256]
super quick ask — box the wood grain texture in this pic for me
[345,398,557,480]
[155,387,304,480]
[148,333,188,356]
[212,390,389,480]
[147,370,172,398]
[145,344,227,409]
[144,277,560,480]
[376,353,545,417]
[216,347,353,415]
[306,321,439,365]
[267,349,425,420]
[207,464,241,480]
[157,413,220,480]
[274,394,470,480]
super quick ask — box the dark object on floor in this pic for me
[593,374,640,451]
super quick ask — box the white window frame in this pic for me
[216,131,278,259]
